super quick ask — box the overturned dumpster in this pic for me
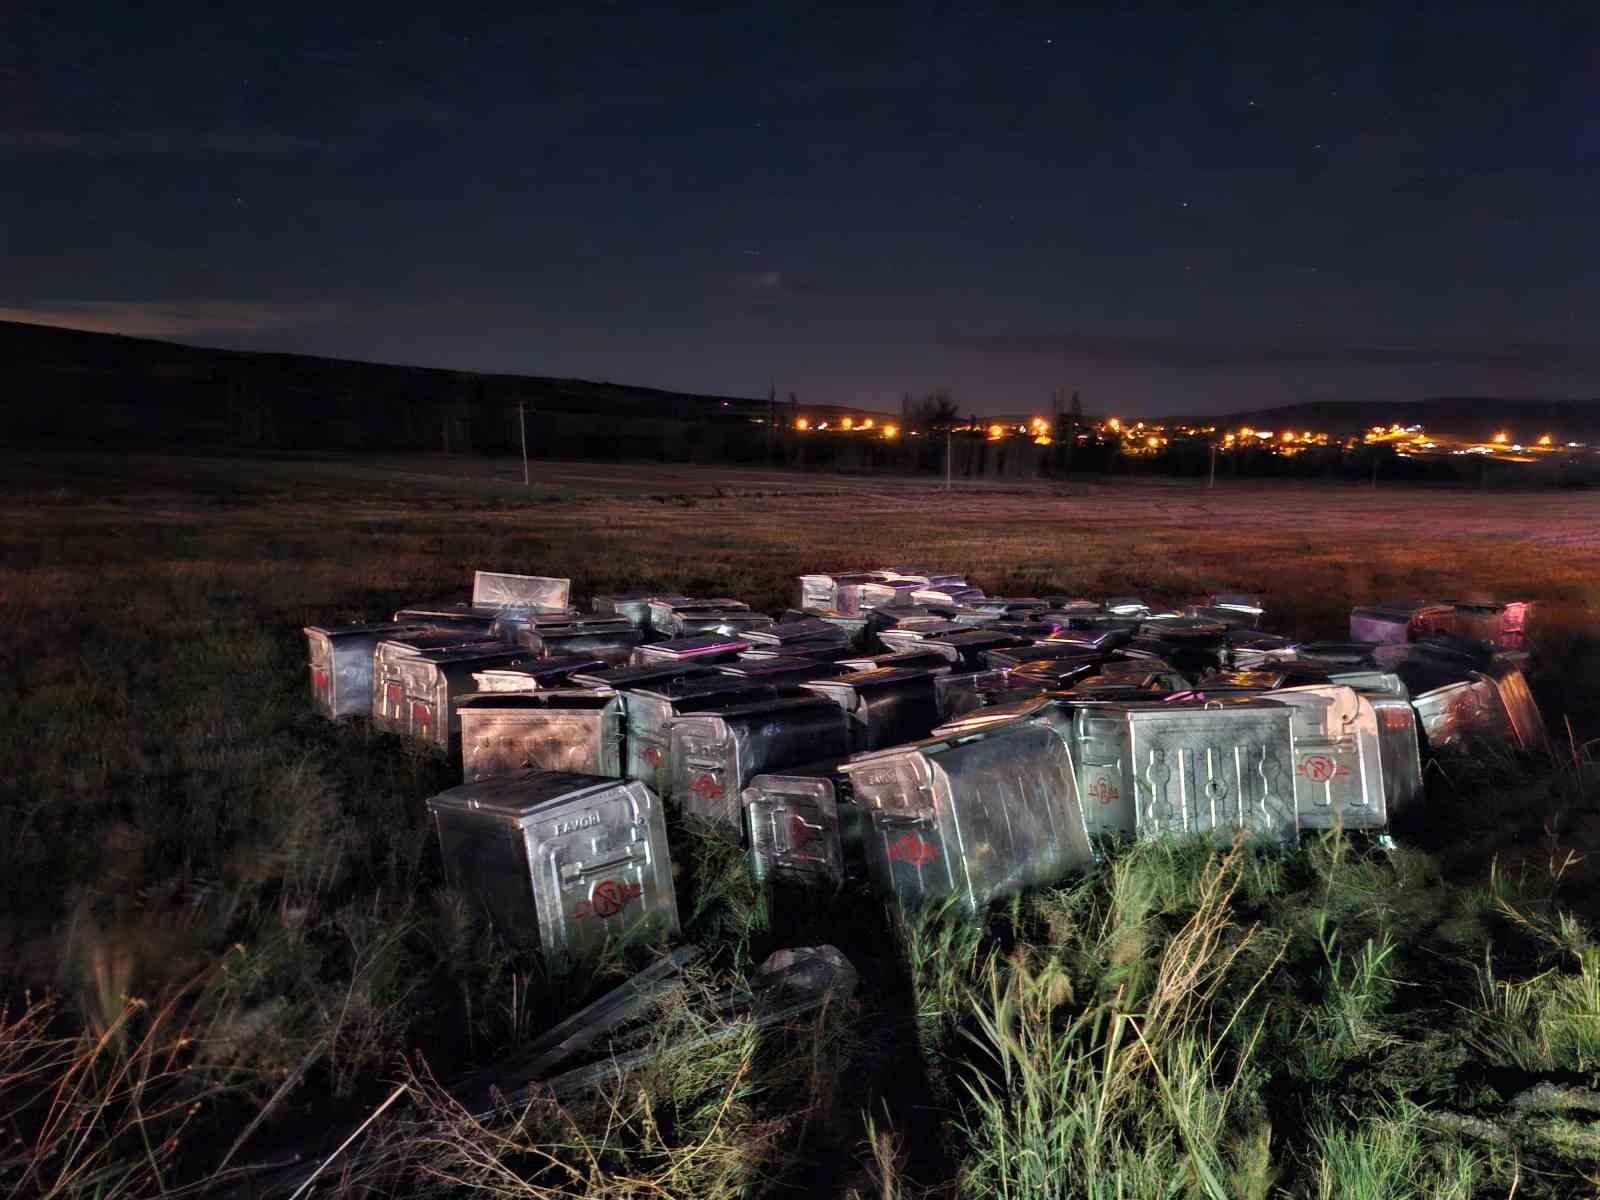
[743,761,860,888]
[840,711,1093,914]
[427,769,678,962]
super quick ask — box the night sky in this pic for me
[5,2,1598,414]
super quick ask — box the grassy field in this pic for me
[4,450,1600,1198]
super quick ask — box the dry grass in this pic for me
[3,450,1600,1198]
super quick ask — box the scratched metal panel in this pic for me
[1123,701,1299,845]
[428,770,677,963]
[842,719,1092,915]
[471,571,571,611]
[1262,685,1388,830]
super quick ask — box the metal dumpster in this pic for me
[1349,602,1457,645]
[459,690,625,780]
[856,580,922,610]
[744,617,852,653]
[1194,593,1265,629]
[930,696,1067,738]
[905,629,1029,670]
[1005,657,1102,691]
[837,648,956,673]
[594,593,691,628]
[529,616,644,666]
[984,643,1103,670]
[399,643,531,751]
[840,717,1094,914]
[797,572,884,614]
[743,760,861,888]
[1225,632,1297,669]
[1445,600,1532,649]
[630,633,753,666]
[911,584,985,607]
[667,693,852,837]
[1272,641,1381,670]
[472,571,571,611]
[1386,641,1547,753]
[427,769,677,962]
[618,676,781,797]
[664,606,776,638]
[714,656,849,687]
[392,604,505,638]
[801,666,944,751]
[303,621,427,719]
[793,608,871,647]
[371,631,502,733]
[470,655,609,693]
[568,660,717,692]
[647,597,748,635]
[1261,685,1388,830]
[933,669,1015,721]
[1071,698,1299,845]
[1367,690,1425,822]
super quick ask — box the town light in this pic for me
[1493,432,1508,444]
[883,424,898,439]
[988,423,1005,439]
[861,418,874,430]
[795,418,809,431]
[840,417,853,430]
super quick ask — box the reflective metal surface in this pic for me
[842,718,1093,914]
[400,643,531,751]
[427,770,677,963]
[630,633,753,666]
[303,622,426,719]
[472,571,571,611]
[668,694,852,836]
[744,764,857,888]
[470,655,608,693]
[1262,685,1388,830]
[801,666,943,750]
[459,689,625,780]
[371,631,501,734]
[618,676,780,797]
[1073,699,1299,845]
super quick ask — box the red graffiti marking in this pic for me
[689,773,725,800]
[385,682,404,714]
[787,813,817,847]
[887,831,939,867]
[312,667,329,693]
[1296,754,1349,784]
[1379,707,1413,731]
[573,879,642,920]
[642,746,663,767]
[412,701,434,737]
[1086,775,1120,806]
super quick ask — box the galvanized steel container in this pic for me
[933,669,1015,721]
[459,690,625,780]
[303,622,426,719]
[714,656,849,687]
[1072,699,1298,845]
[667,694,852,837]
[371,631,502,734]
[392,604,504,638]
[470,656,608,693]
[743,761,860,888]
[472,571,572,611]
[630,633,753,666]
[801,666,943,751]
[618,676,780,797]
[529,616,643,666]
[1349,602,1457,645]
[840,718,1093,914]
[1261,685,1388,830]
[647,597,749,635]
[427,769,677,962]
[399,643,531,751]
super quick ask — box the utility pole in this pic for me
[945,425,952,489]
[1209,441,1217,489]
[518,401,529,486]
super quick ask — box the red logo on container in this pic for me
[1380,708,1413,731]
[787,813,817,847]
[642,746,663,767]
[1297,755,1348,783]
[1086,775,1120,806]
[412,702,434,737]
[689,773,725,800]
[312,667,329,693]
[573,879,643,920]
[887,832,938,866]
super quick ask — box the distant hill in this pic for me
[1174,397,1600,442]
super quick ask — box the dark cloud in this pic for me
[0,299,350,338]
[938,332,1600,375]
